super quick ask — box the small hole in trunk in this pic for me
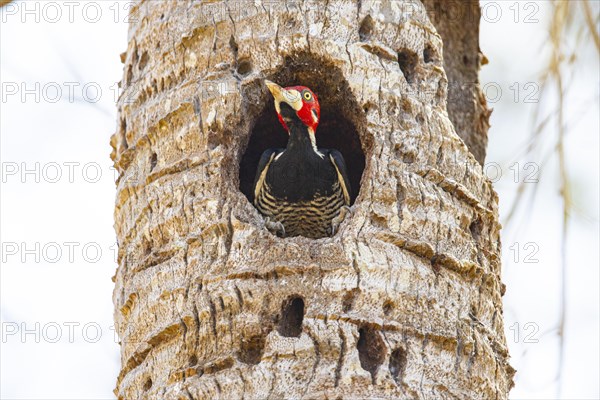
[238,334,266,365]
[277,296,305,337]
[397,49,418,84]
[356,326,386,382]
[359,15,374,41]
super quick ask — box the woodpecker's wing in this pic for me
[253,148,283,203]
[327,150,352,205]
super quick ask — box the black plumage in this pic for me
[253,102,351,239]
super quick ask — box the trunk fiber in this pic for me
[111,1,513,398]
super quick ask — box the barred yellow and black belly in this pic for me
[251,121,352,239]
[255,180,347,238]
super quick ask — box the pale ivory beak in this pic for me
[265,80,302,112]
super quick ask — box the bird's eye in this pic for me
[303,91,312,101]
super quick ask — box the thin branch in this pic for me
[581,0,600,52]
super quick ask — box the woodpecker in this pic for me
[253,80,351,239]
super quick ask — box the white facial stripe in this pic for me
[308,127,324,158]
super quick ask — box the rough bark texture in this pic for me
[423,0,491,165]
[111,1,513,399]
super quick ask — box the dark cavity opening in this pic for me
[423,44,436,64]
[397,49,418,85]
[238,53,367,205]
[188,354,198,366]
[277,296,305,337]
[236,58,253,76]
[389,347,407,386]
[138,51,149,71]
[238,334,266,365]
[382,300,393,316]
[359,15,375,41]
[143,377,152,391]
[469,216,482,241]
[149,152,157,171]
[356,326,386,382]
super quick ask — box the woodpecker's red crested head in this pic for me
[265,80,320,133]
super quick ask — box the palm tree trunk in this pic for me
[111,1,514,399]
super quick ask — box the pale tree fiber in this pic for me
[422,0,491,165]
[110,1,514,399]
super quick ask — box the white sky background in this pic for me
[0,1,598,399]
